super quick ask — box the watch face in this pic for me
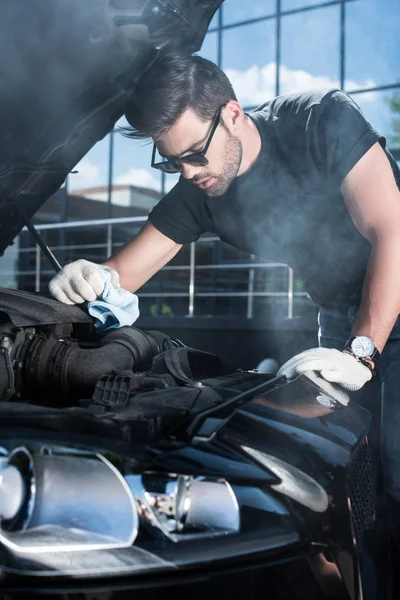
[351,336,375,358]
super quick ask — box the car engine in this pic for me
[0,288,274,443]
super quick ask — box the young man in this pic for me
[50,54,400,514]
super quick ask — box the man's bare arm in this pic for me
[105,220,183,292]
[341,141,400,352]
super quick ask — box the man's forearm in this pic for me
[352,237,400,352]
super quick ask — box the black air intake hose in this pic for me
[19,327,175,399]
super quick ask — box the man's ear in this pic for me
[223,100,245,132]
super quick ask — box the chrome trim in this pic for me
[188,242,195,317]
[126,474,240,542]
[7,446,36,530]
[242,446,329,513]
[96,452,139,548]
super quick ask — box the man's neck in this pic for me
[237,115,262,176]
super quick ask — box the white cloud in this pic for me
[68,158,102,190]
[116,168,178,193]
[224,62,377,106]
[115,167,161,191]
[69,160,177,196]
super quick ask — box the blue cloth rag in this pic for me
[87,270,140,332]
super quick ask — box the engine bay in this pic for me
[0,288,275,443]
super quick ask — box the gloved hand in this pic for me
[48,259,120,305]
[277,347,372,391]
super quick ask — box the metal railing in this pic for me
[3,216,309,318]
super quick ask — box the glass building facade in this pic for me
[1,0,399,321]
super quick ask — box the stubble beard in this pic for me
[197,131,243,197]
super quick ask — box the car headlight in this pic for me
[127,473,239,540]
[0,440,304,577]
[0,445,138,553]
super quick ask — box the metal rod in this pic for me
[107,131,114,220]
[288,267,294,319]
[2,246,290,271]
[276,0,281,97]
[59,183,69,266]
[246,254,256,319]
[35,245,41,293]
[136,291,308,298]
[340,0,345,89]
[31,215,147,230]
[217,5,222,67]
[161,171,166,196]
[188,242,196,317]
[246,267,255,318]
[106,223,112,258]
[21,214,62,272]
[161,261,288,271]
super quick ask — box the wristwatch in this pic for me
[344,335,380,374]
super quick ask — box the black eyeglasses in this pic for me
[151,103,226,174]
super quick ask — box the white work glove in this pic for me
[277,347,372,392]
[49,259,119,305]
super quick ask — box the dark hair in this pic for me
[123,54,237,140]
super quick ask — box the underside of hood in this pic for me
[0,0,222,256]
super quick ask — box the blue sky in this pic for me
[68,0,400,195]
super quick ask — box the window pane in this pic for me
[346,0,400,91]
[350,90,397,145]
[198,31,218,63]
[139,245,190,317]
[66,135,111,221]
[222,20,276,107]
[112,125,161,215]
[208,7,220,30]
[111,221,143,256]
[0,241,20,289]
[42,225,109,264]
[282,0,329,11]
[280,6,340,95]
[37,130,111,224]
[34,187,68,225]
[223,0,276,26]
[68,136,110,194]
[17,225,113,294]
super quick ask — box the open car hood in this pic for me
[0,0,222,256]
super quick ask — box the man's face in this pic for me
[155,107,242,197]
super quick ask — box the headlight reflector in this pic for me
[127,474,240,539]
[0,463,25,521]
[0,446,138,552]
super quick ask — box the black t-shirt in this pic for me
[149,89,400,306]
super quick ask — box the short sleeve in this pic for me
[148,178,210,244]
[316,90,384,185]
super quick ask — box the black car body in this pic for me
[0,2,387,599]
